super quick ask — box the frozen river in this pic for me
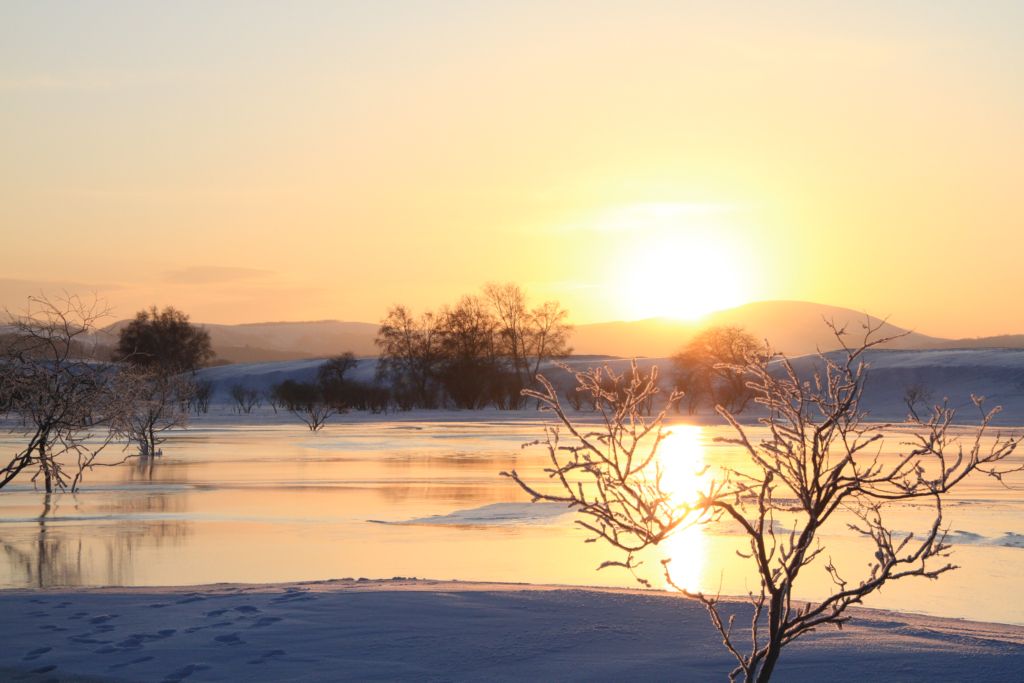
[1,419,1022,625]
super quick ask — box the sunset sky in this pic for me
[2,2,1022,337]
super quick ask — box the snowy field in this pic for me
[2,579,1023,682]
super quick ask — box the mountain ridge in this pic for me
[99,300,1024,363]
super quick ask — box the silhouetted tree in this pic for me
[264,387,280,414]
[272,380,335,431]
[116,306,214,374]
[377,285,571,410]
[318,352,358,385]
[484,283,530,402]
[316,352,362,411]
[524,299,573,379]
[375,306,442,409]
[485,283,572,407]
[903,381,933,422]
[437,296,504,409]
[189,379,214,414]
[228,384,262,414]
[672,325,759,413]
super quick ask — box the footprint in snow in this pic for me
[161,663,211,682]
[247,648,287,665]
[23,646,52,661]
[214,632,245,646]
[69,635,112,645]
[110,655,155,670]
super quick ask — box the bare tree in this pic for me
[375,306,442,409]
[506,320,1021,682]
[484,282,530,385]
[902,381,933,422]
[264,387,280,414]
[485,283,573,407]
[271,380,336,431]
[115,371,190,457]
[228,383,262,414]
[525,299,573,381]
[1,295,127,492]
[437,295,503,409]
[189,379,214,414]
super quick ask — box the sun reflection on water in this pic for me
[656,425,708,593]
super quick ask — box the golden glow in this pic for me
[596,204,750,321]
[3,5,1023,336]
[656,425,708,593]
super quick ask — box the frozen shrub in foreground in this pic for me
[504,319,1022,682]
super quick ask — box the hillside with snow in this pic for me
[195,348,1024,425]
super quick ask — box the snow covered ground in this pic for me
[1,579,1022,682]
[195,348,1024,425]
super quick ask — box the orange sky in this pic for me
[2,2,1023,337]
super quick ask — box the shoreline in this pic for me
[2,578,1023,681]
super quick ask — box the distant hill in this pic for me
[99,319,378,364]
[569,301,945,358]
[100,301,1024,363]
[939,334,1024,350]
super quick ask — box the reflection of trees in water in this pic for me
[0,481,191,588]
[381,450,520,470]
[124,452,190,484]
[133,454,158,481]
[375,482,503,505]
[374,450,522,504]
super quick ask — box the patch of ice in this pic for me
[371,502,571,527]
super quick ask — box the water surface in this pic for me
[1,420,1022,625]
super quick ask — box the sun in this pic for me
[621,235,746,321]
[596,203,751,321]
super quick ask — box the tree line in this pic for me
[374,283,572,410]
[238,283,573,430]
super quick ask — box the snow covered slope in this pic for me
[785,348,1024,423]
[195,349,1024,425]
[196,357,379,399]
